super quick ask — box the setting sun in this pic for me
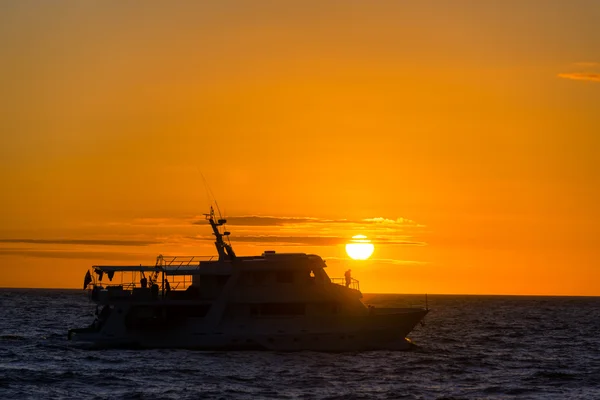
[345,235,375,260]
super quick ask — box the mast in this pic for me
[205,207,236,261]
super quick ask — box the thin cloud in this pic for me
[193,215,424,227]
[557,72,600,82]
[189,235,424,247]
[188,214,427,249]
[362,217,424,227]
[0,249,147,260]
[369,258,430,265]
[193,216,332,226]
[325,257,428,266]
[0,239,160,246]
[232,235,346,246]
[573,62,599,67]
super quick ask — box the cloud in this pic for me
[0,239,159,246]
[193,215,424,227]
[188,214,427,249]
[227,235,344,245]
[193,216,331,226]
[369,258,430,265]
[189,235,424,247]
[108,216,197,228]
[557,72,600,82]
[0,249,147,260]
[325,257,428,266]
[362,217,424,227]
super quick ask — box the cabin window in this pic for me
[307,270,318,285]
[276,271,294,284]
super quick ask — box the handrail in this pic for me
[331,277,360,291]
[155,255,216,269]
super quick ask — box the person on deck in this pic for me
[140,273,147,288]
[344,269,352,288]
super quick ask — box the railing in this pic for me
[331,277,360,291]
[155,255,216,267]
[155,255,217,291]
[87,255,219,300]
[165,274,194,291]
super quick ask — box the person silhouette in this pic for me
[344,269,352,288]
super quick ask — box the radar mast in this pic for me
[205,207,236,261]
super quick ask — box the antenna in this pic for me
[198,172,236,261]
[199,172,213,210]
[199,172,224,218]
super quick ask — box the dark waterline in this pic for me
[1,289,599,399]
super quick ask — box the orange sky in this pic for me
[1,1,599,294]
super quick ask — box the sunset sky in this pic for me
[1,1,599,294]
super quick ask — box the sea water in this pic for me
[0,289,599,399]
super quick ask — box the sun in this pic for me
[345,235,375,260]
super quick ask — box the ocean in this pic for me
[0,289,599,399]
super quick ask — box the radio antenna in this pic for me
[200,172,223,219]
[198,171,235,260]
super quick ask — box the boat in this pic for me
[68,208,428,350]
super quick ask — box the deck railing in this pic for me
[331,277,360,291]
[155,255,216,267]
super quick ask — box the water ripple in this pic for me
[1,290,600,399]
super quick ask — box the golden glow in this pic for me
[1,2,599,294]
[345,235,375,260]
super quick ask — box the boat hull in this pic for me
[68,308,428,351]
